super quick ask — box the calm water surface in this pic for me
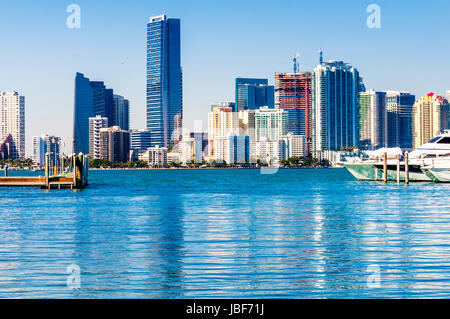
[1,168,450,298]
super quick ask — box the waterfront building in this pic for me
[99,126,130,163]
[254,106,288,141]
[412,93,450,149]
[73,73,121,154]
[281,133,306,158]
[311,58,365,153]
[130,129,152,154]
[235,78,274,112]
[147,14,182,147]
[359,90,387,150]
[212,134,250,164]
[32,134,61,168]
[89,115,108,159]
[385,91,415,149]
[0,91,25,159]
[113,95,130,131]
[275,72,312,154]
[208,106,240,157]
[138,145,168,166]
[253,138,285,164]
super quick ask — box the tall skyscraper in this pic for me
[311,57,364,153]
[275,72,312,154]
[32,134,61,168]
[385,91,415,149]
[359,90,387,150]
[73,73,120,154]
[147,14,182,148]
[89,115,108,159]
[412,93,450,149]
[113,95,130,131]
[0,91,25,159]
[99,126,130,163]
[235,78,274,112]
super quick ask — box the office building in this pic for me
[113,95,130,131]
[147,14,182,147]
[311,58,364,153]
[73,73,125,154]
[130,129,152,153]
[89,115,108,159]
[99,126,130,163]
[359,90,387,150]
[385,91,415,149]
[412,93,450,149]
[275,72,312,154]
[32,134,61,168]
[235,78,274,112]
[0,91,25,159]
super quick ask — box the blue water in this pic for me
[1,168,450,299]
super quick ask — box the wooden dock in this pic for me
[0,154,89,190]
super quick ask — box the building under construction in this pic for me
[275,72,312,155]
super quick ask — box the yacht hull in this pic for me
[422,168,450,183]
[345,163,432,182]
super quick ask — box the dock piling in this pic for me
[383,152,388,183]
[396,155,401,184]
[405,152,410,185]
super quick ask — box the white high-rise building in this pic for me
[312,60,364,153]
[0,91,25,159]
[89,115,108,159]
[208,106,240,157]
[254,106,287,141]
[32,134,61,168]
[281,133,306,158]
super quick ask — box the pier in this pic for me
[0,153,89,189]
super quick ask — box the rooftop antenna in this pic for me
[318,49,323,65]
[293,53,300,73]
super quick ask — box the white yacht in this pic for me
[345,131,450,182]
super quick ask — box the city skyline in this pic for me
[1,0,450,155]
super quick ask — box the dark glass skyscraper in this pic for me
[147,15,182,147]
[386,91,415,149]
[74,73,94,154]
[235,78,274,112]
[73,73,119,154]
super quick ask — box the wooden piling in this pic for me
[396,155,401,184]
[383,152,388,183]
[405,152,410,185]
[45,153,49,188]
[4,166,7,177]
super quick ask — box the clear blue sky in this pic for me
[1,0,449,155]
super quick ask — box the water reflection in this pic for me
[1,170,450,298]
